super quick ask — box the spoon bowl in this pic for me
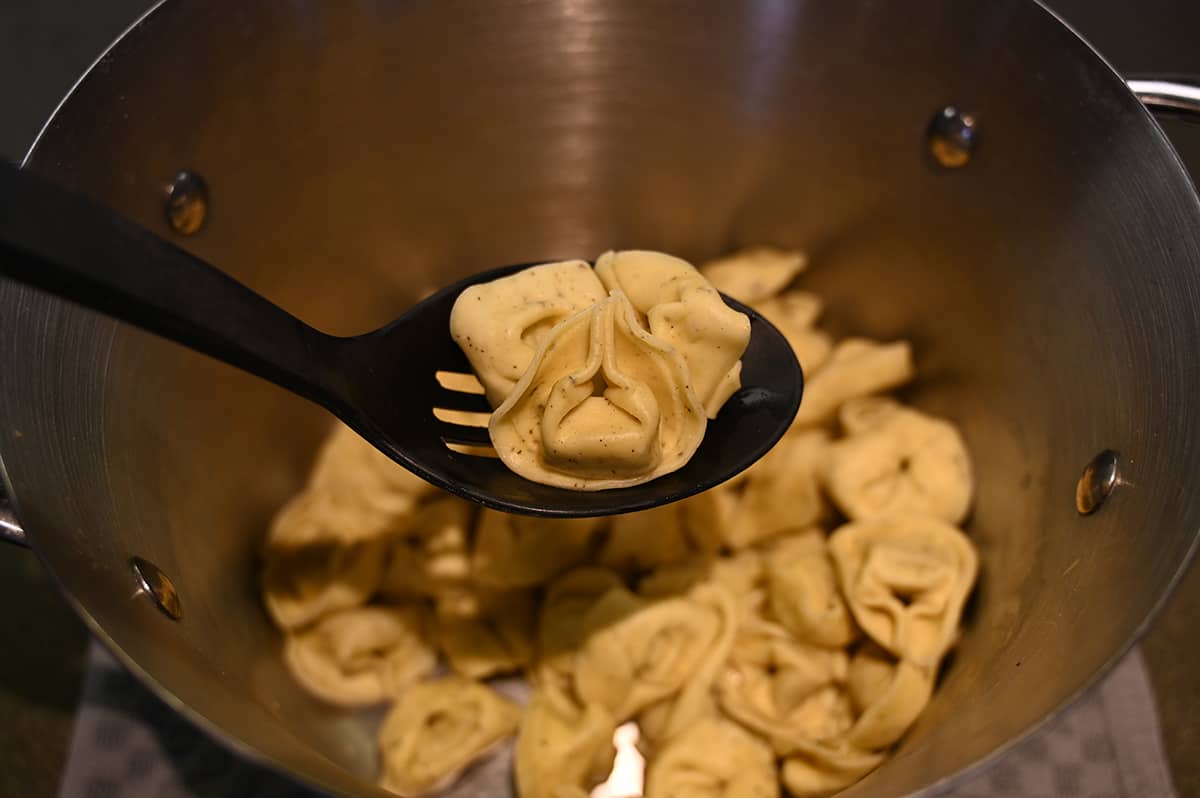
[0,162,802,516]
[335,263,803,515]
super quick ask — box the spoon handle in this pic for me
[0,161,343,406]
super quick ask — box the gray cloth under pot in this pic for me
[58,642,1177,798]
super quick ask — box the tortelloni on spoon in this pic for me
[450,251,751,491]
[594,250,752,417]
[448,260,607,407]
[491,291,708,490]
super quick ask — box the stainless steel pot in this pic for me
[3,1,1200,796]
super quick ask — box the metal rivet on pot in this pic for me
[163,170,209,235]
[130,556,183,620]
[928,106,978,168]
[1076,449,1120,515]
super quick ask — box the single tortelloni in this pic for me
[597,502,693,573]
[380,496,474,601]
[822,406,974,525]
[574,585,722,722]
[644,717,779,798]
[261,491,389,631]
[727,429,832,549]
[751,292,833,376]
[471,509,604,588]
[754,290,822,328]
[637,583,739,746]
[490,290,708,489]
[837,396,904,437]
[764,529,859,649]
[793,338,914,428]
[534,567,626,689]
[282,605,435,707]
[638,550,764,603]
[845,642,895,713]
[515,687,616,798]
[718,632,852,753]
[828,516,978,668]
[449,259,607,407]
[435,588,536,679]
[638,550,766,635]
[844,643,935,750]
[596,250,751,418]
[378,677,522,796]
[729,608,797,663]
[780,740,886,798]
[677,475,748,553]
[309,422,439,528]
[699,246,808,304]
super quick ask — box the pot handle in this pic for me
[1127,77,1200,122]
[0,485,28,548]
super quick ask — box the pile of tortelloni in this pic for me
[260,247,980,798]
[449,251,751,489]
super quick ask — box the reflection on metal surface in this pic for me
[928,106,979,168]
[0,488,27,547]
[591,722,644,798]
[1128,79,1200,122]
[130,556,183,620]
[163,169,209,235]
[1076,449,1120,515]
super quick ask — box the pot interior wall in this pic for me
[2,1,1200,796]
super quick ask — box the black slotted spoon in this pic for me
[0,162,802,517]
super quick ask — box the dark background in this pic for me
[2,1,1200,795]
